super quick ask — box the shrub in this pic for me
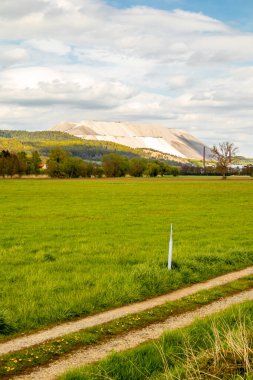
[144,162,160,177]
[128,158,146,177]
[102,154,129,177]
[171,167,180,176]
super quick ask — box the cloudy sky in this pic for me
[0,0,253,156]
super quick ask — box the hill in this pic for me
[52,120,209,160]
[0,130,186,165]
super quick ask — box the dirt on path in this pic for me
[13,288,253,380]
[1,266,253,358]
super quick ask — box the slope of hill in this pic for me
[52,120,209,160]
[0,130,186,164]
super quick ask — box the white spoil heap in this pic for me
[52,120,208,160]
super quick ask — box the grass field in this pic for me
[0,177,253,338]
[61,301,253,380]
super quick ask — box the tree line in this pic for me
[0,150,42,177]
[180,164,253,176]
[1,144,252,178]
[0,148,180,178]
[46,148,180,178]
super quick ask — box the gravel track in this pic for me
[13,288,253,380]
[1,266,253,358]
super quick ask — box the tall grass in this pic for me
[61,302,253,380]
[165,317,253,379]
[0,178,253,337]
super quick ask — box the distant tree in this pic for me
[211,142,238,179]
[93,165,104,178]
[102,154,129,177]
[128,158,146,177]
[29,151,42,175]
[46,147,94,178]
[8,154,21,177]
[242,165,253,176]
[46,148,70,178]
[17,152,28,175]
[80,161,94,178]
[158,162,172,176]
[171,167,180,177]
[181,164,203,175]
[144,162,160,177]
[62,157,83,178]
[0,151,8,177]
[0,150,26,177]
[48,148,69,163]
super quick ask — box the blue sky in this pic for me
[0,0,252,155]
[107,0,253,31]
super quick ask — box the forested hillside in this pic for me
[0,130,184,165]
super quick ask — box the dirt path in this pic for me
[1,266,253,358]
[13,288,253,380]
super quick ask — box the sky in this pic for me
[0,0,253,156]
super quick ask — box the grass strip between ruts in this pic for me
[0,275,253,379]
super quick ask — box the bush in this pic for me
[128,158,146,177]
[102,154,129,177]
[144,162,160,177]
[0,150,35,177]
[93,165,104,178]
[171,167,180,176]
[46,148,95,178]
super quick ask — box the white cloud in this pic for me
[0,0,47,19]
[167,75,188,89]
[0,47,28,66]
[27,39,71,55]
[0,0,252,155]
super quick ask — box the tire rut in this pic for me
[13,288,253,380]
[1,266,253,357]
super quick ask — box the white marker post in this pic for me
[168,224,173,270]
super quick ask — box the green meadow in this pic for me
[0,178,252,337]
